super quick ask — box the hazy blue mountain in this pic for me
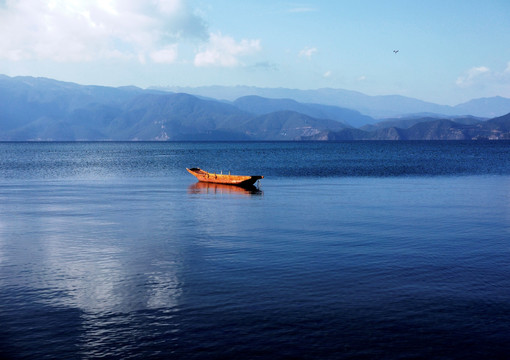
[155,85,453,117]
[0,75,149,139]
[237,110,349,140]
[1,75,350,140]
[109,93,252,140]
[306,114,510,140]
[361,116,483,132]
[454,97,510,118]
[0,75,146,112]
[1,75,510,141]
[304,128,369,141]
[483,112,510,132]
[398,115,510,140]
[232,95,373,127]
[402,120,470,140]
[155,85,510,118]
[0,76,253,140]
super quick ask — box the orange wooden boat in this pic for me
[186,168,263,187]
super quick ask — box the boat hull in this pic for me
[186,168,263,187]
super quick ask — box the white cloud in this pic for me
[455,63,510,99]
[323,70,332,78]
[150,45,178,64]
[0,0,206,63]
[194,32,261,67]
[299,46,317,59]
[456,66,490,87]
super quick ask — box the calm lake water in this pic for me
[1,141,509,359]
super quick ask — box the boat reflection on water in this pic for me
[188,181,263,196]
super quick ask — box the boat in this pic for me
[186,168,263,187]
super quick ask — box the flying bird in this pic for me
[393,50,399,54]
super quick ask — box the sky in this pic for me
[1,0,509,105]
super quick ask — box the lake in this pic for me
[1,141,509,359]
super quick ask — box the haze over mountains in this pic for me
[1,74,510,141]
[155,85,510,119]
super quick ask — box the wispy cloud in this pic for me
[455,63,510,99]
[299,46,317,59]
[456,66,490,87]
[0,0,206,63]
[150,45,179,64]
[0,0,265,68]
[194,32,261,67]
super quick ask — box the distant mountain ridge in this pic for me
[360,116,483,132]
[0,75,350,141]
[232,96,373,127]
[1,74,510,141]
[306,114,510,141]
[240,110,348,140]
[154,85,510,119]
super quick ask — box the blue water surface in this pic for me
[0,141,509,359]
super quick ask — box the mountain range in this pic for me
[154,85,510,119]
[1,74,510,141]
[304,115,510,141]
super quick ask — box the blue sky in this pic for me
[1,0,509,105]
